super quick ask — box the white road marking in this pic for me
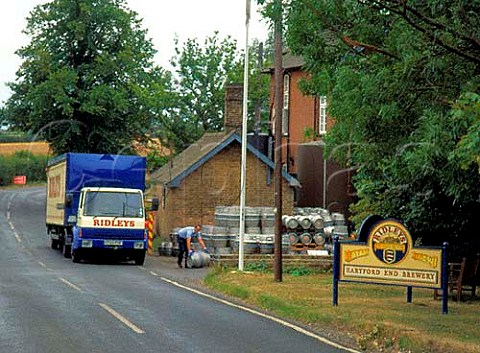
[38,261,47,268]
[98,303,145,334]
[149,271,158,276]
[160,277,361,353]
[59,277,84,293]
[9,224,22,243]
[7,220,21,242]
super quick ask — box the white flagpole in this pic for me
[239,0,251,271]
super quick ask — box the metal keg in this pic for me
[299,232,313,245]
[311,215,324,230]
[287,232,299,245]
[333,225,349,240]
[186,250,211,268]
[262,226,275,235]
[323,214,334,236]
[282,216,299,230]
[332,212,346,226]
[313,232,326,246]
[261,209,276,228]
[296,215,312,229]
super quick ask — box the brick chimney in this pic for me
[224,84,243,132]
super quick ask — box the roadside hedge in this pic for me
[0,133,37,143]
[0,151,48,186]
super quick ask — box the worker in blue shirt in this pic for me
[177,225,207,268]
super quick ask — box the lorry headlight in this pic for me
[134,241,144,249]
[82,240,93,248]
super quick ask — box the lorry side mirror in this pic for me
[65,193,73,208]
[151,197,159,211]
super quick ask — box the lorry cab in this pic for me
[71,187,148,264]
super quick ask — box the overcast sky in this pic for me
[0,0,269,105]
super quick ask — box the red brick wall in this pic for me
[154,143,295,238]
[269,69,336,175]
[282,71,316,174]
[267,63,355,214]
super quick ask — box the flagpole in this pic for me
[239,0,251,271]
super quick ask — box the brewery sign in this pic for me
[332,216,449,314]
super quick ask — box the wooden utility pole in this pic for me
[273,0,283,282]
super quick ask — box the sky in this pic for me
[0,0,269,105]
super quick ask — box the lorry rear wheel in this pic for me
[62,243,71,258]
[51,239,59,250]
[134,252,145,266]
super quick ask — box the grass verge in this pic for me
[203,266,480,353]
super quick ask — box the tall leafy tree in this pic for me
[162,32,271,150]
[284,0,480,252]
[169,32,241,140]
[5,0,166,154]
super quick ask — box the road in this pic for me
[0,187,358,353]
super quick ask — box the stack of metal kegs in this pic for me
[157,227,180,257]
[208,206,281,255]
[283,208,349,254]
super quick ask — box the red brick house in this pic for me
[151,85,299,238]
[267,53,356,216]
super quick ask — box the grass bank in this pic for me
[204,266,480,353]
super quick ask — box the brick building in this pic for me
[151,85,299,238]
[267,53,356,216]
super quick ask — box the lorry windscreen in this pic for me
[83,191,144,218]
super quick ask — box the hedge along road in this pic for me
[0,186,360,353]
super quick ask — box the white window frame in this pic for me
[319,95,327,135]
[282,74,290,136]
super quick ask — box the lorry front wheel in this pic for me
[134,252,145,266]
[62,243,71,258]
[72,250,82,263]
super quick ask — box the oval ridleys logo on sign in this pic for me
[368,219,412,265]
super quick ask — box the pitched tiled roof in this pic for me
[263,52,305,73]
[283,53,305,69]
[151,130,300,188]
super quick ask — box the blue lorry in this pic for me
[46,153,157,264]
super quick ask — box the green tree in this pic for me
[169,32,241,143]
[284,0,480,252]
[5,0,167,155]
[0,107,7,130]
[162,32,271,151]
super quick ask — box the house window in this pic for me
[319,96,327,135]
[282,74,290,136]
